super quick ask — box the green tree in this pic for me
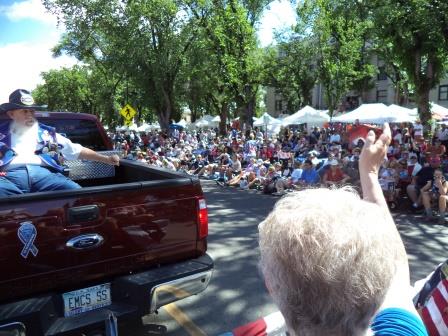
[33,66,91,113]
[44,0,198,130]
[262,34,317,113]
[371,0,448,126]
[297,0,375,117]
[189,0,269,133]
[33,65,132,126]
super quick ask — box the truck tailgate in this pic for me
[0,178,204,303]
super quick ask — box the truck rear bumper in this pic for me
[0,254,214,336]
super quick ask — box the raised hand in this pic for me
[359,123,391,176]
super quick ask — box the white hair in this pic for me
[258,187,406,336]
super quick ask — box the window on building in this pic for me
[376,90,388,103]
[275,100,283,111]
[377,66,388,81]
[439,85,448,101]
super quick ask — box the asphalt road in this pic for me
[123,180,448,336]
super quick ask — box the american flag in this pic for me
[415,261,448,335]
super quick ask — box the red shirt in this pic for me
[325,168,344,182]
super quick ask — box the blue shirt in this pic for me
[371,308,428,336]
[299,168,319,184]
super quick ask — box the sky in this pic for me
[0,0,297,104]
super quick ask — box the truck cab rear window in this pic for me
[37,119,108,151]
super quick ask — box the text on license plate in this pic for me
[63,283,111,317]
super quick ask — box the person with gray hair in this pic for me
[259,124,427,336]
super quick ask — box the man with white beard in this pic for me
[0,89,120,196]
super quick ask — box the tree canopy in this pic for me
[33,0,448,130]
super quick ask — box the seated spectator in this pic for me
[348,147,361,162]
[258,124,427,336]
[387,141,401,160]
[396,159,411,192]
[329,129,341,144]
[421,169,448,223]
[407,156,440,209]
[136,151,146,162]
[297,159,320,187]
[378,160,398,191]
[161,157,176,170]
[426,138,446,159]
[189,154,209,175]
[261,165,278,194]
[226,153,241,180]
[407,153,422,177]
[322,159,350,187]
[273,162,291,195]
[247,162,267,190]
[290,161,303,184]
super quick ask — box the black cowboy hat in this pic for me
[0,89,46,113]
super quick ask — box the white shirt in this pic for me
[330,134,341,143]
[393,133,403,144]
[414,123,423,136]
[291,169,303,182]
[9,121,82,166]
[437,128,448,141]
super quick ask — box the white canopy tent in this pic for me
[210,115,221,127]
[116,124,139,132]
[172,119,188,128]
[332,103,394,123]
[194,118,211,128]
[282,106,329,126]
[253,113,283,135]
[150,123,161,130]
[202,115,215,122]
[137,123,151,132]
[193,114,216,128]
[411,102,448,120]
[387,104,416,123]
[253,112,282,127]
[431,103,448,119]
[281,105,317,125]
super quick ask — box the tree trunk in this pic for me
[416,87,431,136]
[302,87,312,107]
[159,87,173,131]
[158,109,170,130]
[190,106,199,122]
[246,94,256,126]
[219,103,228,136]
[324,83,337,119]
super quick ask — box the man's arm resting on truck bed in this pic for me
[78,147,120,166]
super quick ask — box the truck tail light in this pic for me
[197,198,208,239]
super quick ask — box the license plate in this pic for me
[63,283,111,317]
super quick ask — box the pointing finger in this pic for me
[376,123,391,148]
[365,130,376,147]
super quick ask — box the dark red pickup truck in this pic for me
[0,112,213,336]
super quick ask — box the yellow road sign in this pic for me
[120,104,137,120]
[124,119,132,126]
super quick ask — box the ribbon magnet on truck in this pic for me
[17,221,39,258]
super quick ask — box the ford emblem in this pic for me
[66,234,104,250]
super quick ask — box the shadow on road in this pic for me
[126,182,448,335]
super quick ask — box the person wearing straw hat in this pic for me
[0,89,120,196]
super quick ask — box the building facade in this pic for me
[265,59,448,115]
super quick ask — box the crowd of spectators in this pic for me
[109,121,448,222]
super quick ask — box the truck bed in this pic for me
[0,161,207,304]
